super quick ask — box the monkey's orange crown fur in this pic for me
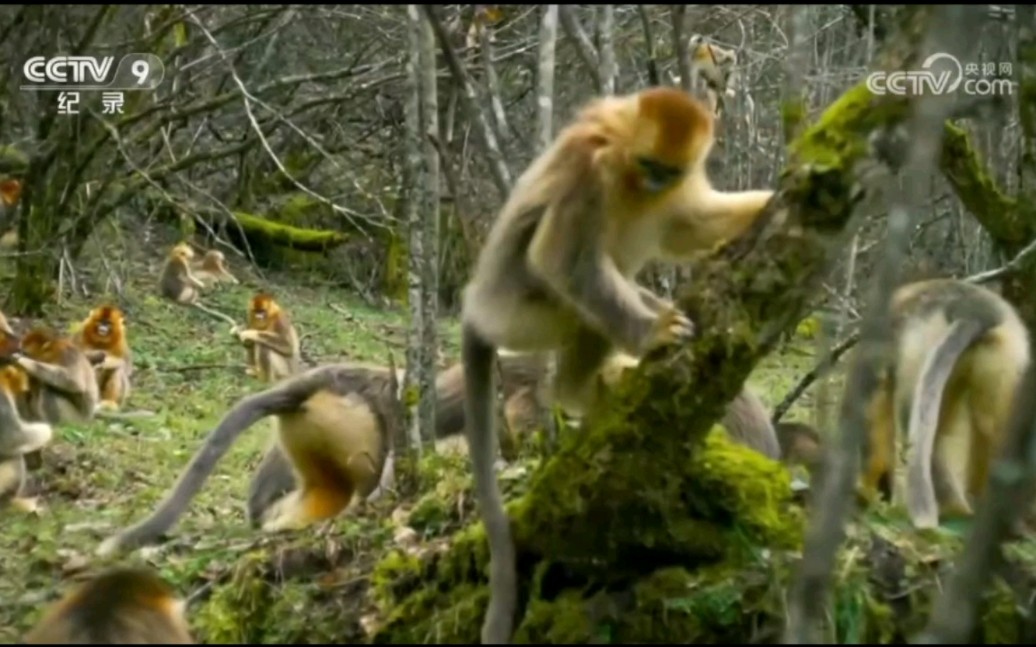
[21,327,59,354]
[249,292,278,325]
[93,305,123,324]
[633,87,714,169]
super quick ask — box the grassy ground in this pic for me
[0,226,826,642]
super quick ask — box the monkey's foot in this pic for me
[11,496,41,514]
[95,400,121,413]
[261,514,309,533]
[14,423,53,454]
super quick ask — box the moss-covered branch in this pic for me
[220,211,348,252]
[939,123,1028,247]
[370,81,917,641]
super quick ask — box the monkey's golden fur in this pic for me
[24,567,194,644]
[72,305,133,412]
[689,36,738,116]
[97,363,403,556]
[0,325,53,513]
[245,355,546,525]
[859,279,1030,529]
[194,249,240,287]
[459,86,774,642]
[233,292,300,382]
[158,243,206,305]
[0,178,21,248]
[16,327,99,426]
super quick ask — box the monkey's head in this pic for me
[628,87,715,195]
[0,178,22,207]
[24,566,193,644]
[170,243,194,261]
[202,250,226,271]
[85,305,125,346]
[248,292,280,330]
[21,327,67,361]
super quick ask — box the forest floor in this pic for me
[2,226,1022,643]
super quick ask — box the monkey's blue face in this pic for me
[95,320,112,337]
[635,156,685,193]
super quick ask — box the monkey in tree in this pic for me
[0,327,53,514]
[231,292,300,382]
[97,362,405,556]
[688,35,739,117]
[24,566,194,644]
[72,305,133,412]
[193,249,240,288]
[858,279,1030,529]
[459,86,774,643]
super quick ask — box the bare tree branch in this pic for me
[536,5,559,154]
[670,6,691,93]
[597,5,617,95]
[557,5,602,93]
[422,4,511,200]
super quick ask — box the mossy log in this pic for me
[170,436,1036,644]
[218,211,348,252]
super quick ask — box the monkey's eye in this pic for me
[636,157,682,191]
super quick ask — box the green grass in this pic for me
[0,227,829,642]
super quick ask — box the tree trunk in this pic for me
[535,6,559,154]
[417,8,441,445]
[398,3,424,486]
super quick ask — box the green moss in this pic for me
[980,578,1022,644]
[275,192,332,227]
[384,231,407,302]
[782,99,808,143]
[690,427,803,549]
[0,146,29,174]
[230,211,347,252]
[193,552,278,643]
[939,122,1023,244]
[789,81,908,173]
[371,549,424,608]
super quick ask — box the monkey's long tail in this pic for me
[97,366,335,557]
[904,319,991,529]
[190,301,237,326]
[462,324,517,644]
